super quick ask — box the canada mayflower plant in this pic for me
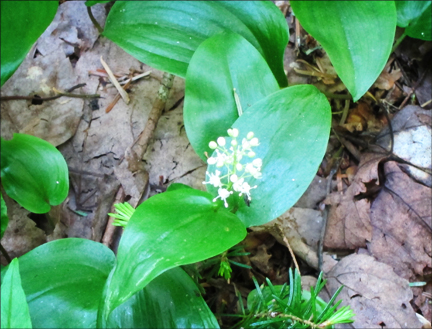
[203,128,262,208]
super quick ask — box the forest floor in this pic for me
[1,1,431,328]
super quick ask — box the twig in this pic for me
[318,159,340,272]
[398,68,429,109]
[339,99,351,125]
[100,56,130,104]
[86,5,103,34]
[127,72,174,160]
[278,226,300,275]
[0,83,99,101]
[0,243,12,264]
[102,186,125,248]
[105,77,132,113]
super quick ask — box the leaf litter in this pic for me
[1,1,431,327]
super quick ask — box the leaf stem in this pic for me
[392,31,407,53]
[86,6,103,34]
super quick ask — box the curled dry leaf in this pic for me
[326,254,422,328]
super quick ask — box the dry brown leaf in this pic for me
[326,254,422,328]
[373,69,403,90]
[323,153,387,249]
[368,161,432,281]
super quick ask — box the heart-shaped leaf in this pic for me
[102,1,288,87]
[1,134,69,214]
[1,1,58,86]
[396,1,431,40]
[184,32,280,161]
[99,188,246,322]
[206,85,331,227]
[1,194,8,239]
[107,267,219,328]
[290,1,396,101]
[0,239,115,328]
[1,258,32,329]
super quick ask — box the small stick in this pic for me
[277,225,301,275]
[102,186,125,248]
[0,83,99,101]
[105,78,132,113]
[100,56,130,104]
[86,5,103,34]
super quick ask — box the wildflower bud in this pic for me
[230,174,238,182]
[247,132,254,139]
[250,137,259,146]
[209,141,217,149]
[229,128,239,137]
[231,139,238,147]
[216,161,224,168]
[217,137,226,146]
[207,157,217,165]
[236,163,243,171]
[248,151,256,158]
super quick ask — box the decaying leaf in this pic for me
[368,161,432,280]
[326,254,422,328]
[323,153,387,249]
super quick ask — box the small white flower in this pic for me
[227,128,239,138]
[248,151,256,158]
[230,174,238,183]
[232,177,245,192]
[252,158,262,168]
[231,139,238,147]
[203,170,222,187]
[247,132,254,139]
[237,182,257,201]
[250,137,259,146]
[217,137,226,146]
[213,188,233,208]
[236,163,243,171]
[207,157,217,165]
[209,141,218,149]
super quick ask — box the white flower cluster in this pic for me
[203,128,263,208]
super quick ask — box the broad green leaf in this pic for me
[103,1,288,87]
[99,188,246,322]
[108,267,219,328]
[184,32,280,161]
[1,194,8,239]
[1,134,69,214]
[0,1,58,86]
[291,1,396,101]
[1,259,32,329]
[86,0,112,7]
[166,182,193,192]
[206,85,331,227]
[396,1,432,40]
[0,239,115,328]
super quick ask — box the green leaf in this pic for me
[1,134,69,214]
[396,1,432,40]
[166,182,193,192]
[1,258,32,329]
[102,1,288,87]
[86,0,112,7]
[0,1,58,86]
[291,1,396,101]
[108,267,219,328]
[1,194,8,239]
[184,32,280,161]
[206,85,331,227]
[100,188,246,322]
[0,239,115,328]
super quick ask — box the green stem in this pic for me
[87,6,103,34]
[392,31,407,53]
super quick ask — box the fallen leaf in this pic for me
[368,161,432,281]
[326,254,422,328]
